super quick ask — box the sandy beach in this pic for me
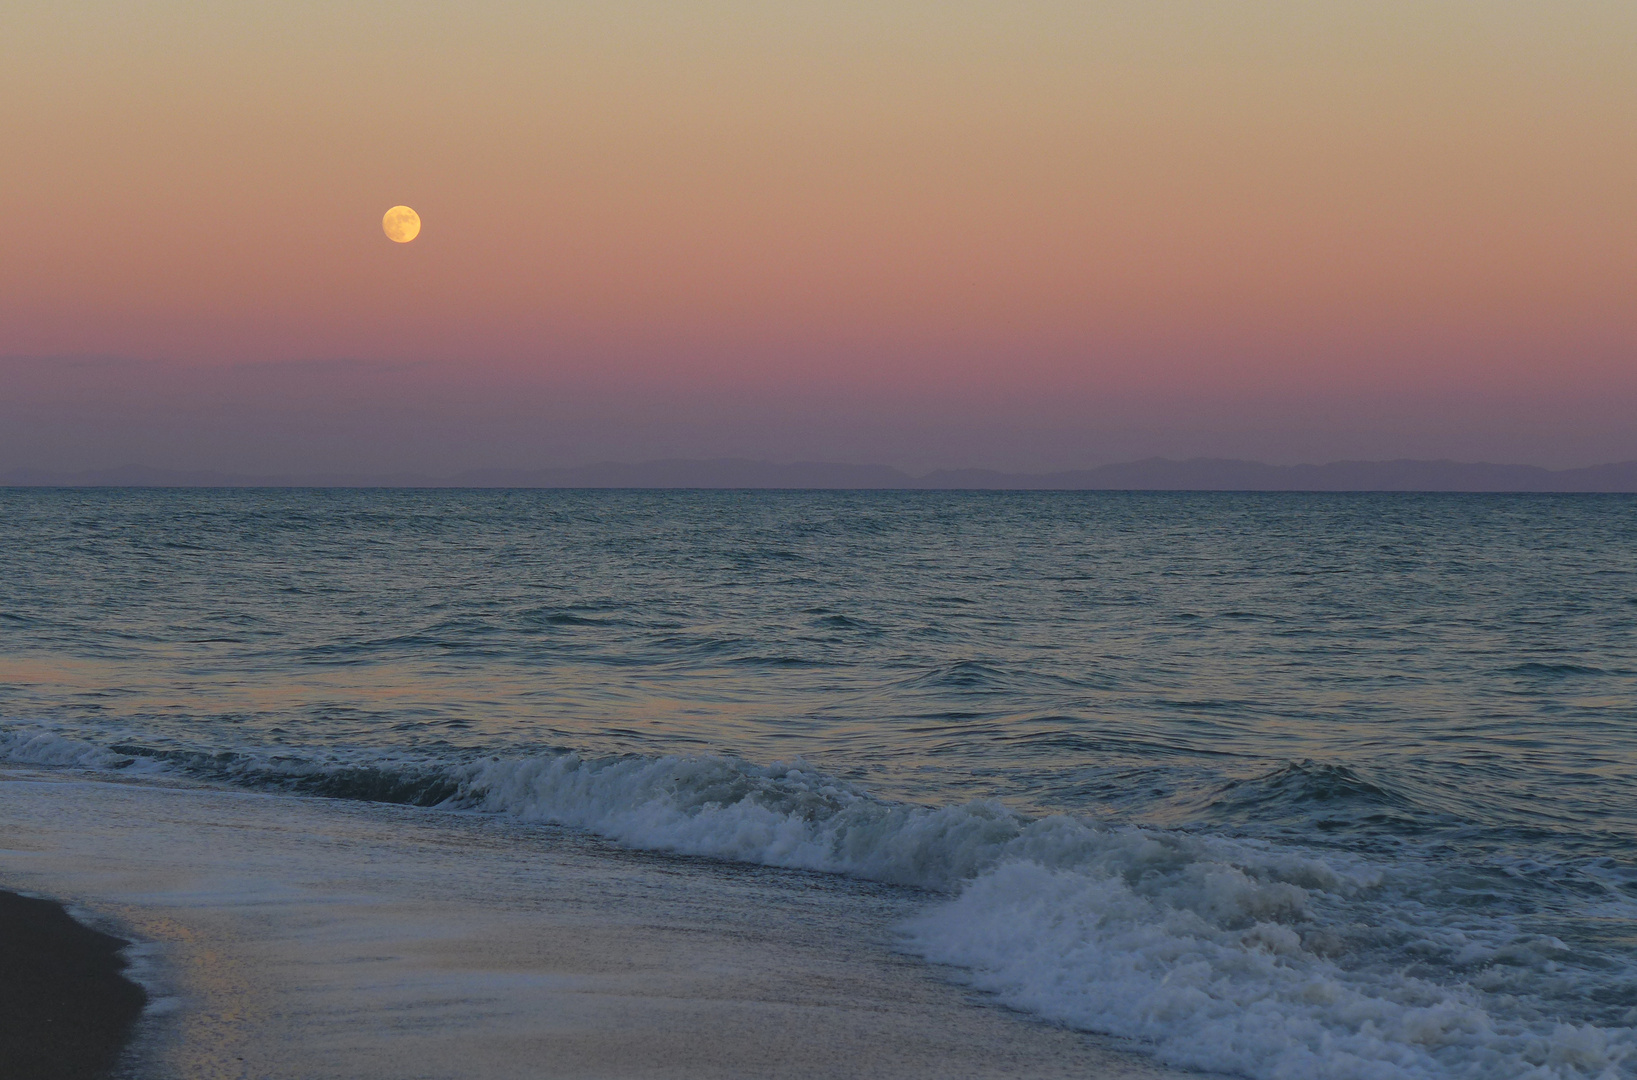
[0,889,147,1080]
[1,764,1195,1080]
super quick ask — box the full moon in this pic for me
[382,205,421,243]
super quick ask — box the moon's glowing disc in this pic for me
[382,205,421,243]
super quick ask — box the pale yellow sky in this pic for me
[1,2,1634,468]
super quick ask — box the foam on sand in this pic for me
[460,751,1637,1080]
[0,762,1189,1080]
[5,726,1634,1080]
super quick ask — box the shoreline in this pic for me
[0,889,147,1080]
[1,767,1195,1080]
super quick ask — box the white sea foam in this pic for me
[457,751,1635,1078]
[4,725,1634,1079]
[905,862,1632,1080]
[0,727,161,772]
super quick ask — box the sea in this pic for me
[2,488,1634,1079]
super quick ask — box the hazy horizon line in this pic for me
[6,456,1637,493]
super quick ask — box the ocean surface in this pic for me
[2,488,1635,1079]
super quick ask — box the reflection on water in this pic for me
[6,488,1637,1078]
[1,487,1634,844]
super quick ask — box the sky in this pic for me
[3,1,1635,475]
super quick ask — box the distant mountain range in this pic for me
[5,457,1637,491]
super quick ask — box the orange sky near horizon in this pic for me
[2,1,1635,469]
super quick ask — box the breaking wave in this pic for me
[4,723,1633,1080]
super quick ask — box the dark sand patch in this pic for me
[0,890,146,1080]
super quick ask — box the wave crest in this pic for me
[4,724,1632,1079]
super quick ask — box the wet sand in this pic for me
[0,889,147,1080]
[0,765,1202,1080]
